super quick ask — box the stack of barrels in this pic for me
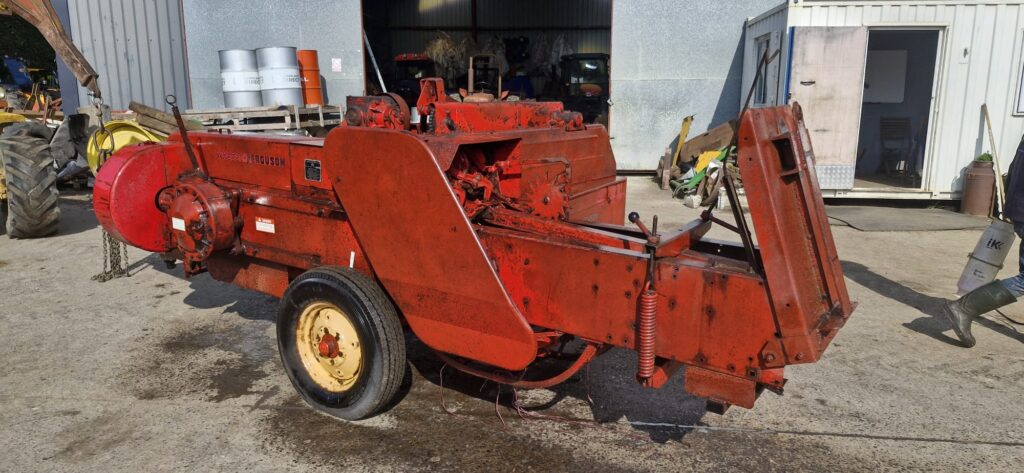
[219,47,323,108]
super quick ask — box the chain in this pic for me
[93,229,130,282]
[90,96,130,283]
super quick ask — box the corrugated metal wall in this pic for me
[744,0,1024,197]
[384,0,611,58]
[64,0,190,110]
[182,0,364,110]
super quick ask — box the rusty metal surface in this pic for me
[324,127,538,371]
[737,103,854,364]
[94,76,852,415]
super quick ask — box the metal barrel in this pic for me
[219,49,262,108]
[256,46,304,107]
[961,160,996,217]
[297,50,324,105]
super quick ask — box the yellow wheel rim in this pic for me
[296,301,363,392]
[86,120,163,175]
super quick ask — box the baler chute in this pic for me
[93,79,854,420]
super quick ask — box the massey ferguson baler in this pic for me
[93,79,854,420]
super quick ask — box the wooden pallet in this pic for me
[182,105,342,132]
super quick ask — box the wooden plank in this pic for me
[129,101,204,131]
[183,110,341,122]
[184,105,281,114]
[12,109,65,121]
[136,115,178,135]
[183,105,341,115]
[677,121,736,164]
[203,122,292,131]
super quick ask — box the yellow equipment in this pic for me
[0,112,27,128]
[86,120,163,174]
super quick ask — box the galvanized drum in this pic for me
[219,49,262,108]
[256,46,304,107]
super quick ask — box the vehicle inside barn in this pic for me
[361,0,612,125]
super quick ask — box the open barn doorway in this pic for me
[361,0,612,125]
[854,29,940,190]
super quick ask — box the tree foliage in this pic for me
[0,13,56,74]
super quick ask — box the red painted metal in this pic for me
[736,103,855,365]
[92,76,854,415]
[160,177,239,274]
[323,127,538,371]
[92,143,173,253]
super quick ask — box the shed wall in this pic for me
[182,0,364,109]
[610,0,782,170]
[63,0,190,111]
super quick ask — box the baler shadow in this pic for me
[128,254,712,434]
[405,335,709,443]
[841,261,1024,346]
[143,254,277,322]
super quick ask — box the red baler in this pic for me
[94,80,854,420]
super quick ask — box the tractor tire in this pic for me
[0,123,60,238]
[277,267,406,420]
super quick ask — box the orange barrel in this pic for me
[297,50,324,105]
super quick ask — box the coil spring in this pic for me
[637,285,658,382]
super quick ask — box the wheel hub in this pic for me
[318,333,340,358]
[296,302,363,392]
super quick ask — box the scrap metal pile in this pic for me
[93,77,854,421]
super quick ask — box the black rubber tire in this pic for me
[277,267,406,420]
[0,198,7,236]
[0,126,60,238]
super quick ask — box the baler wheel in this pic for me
[0,123,60,238]
[278,267,406,420]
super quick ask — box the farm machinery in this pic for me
[1,0,105,238]
[93,78,854,420]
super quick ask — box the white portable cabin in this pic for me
[743,0,1024,199]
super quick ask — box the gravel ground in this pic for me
[0,177,1022,472]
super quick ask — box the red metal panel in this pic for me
[432,101,567,134]
[207,254,291,297]
[323,126,537,371]
[288,142,333,192]
[191,133,295,191]
[684,366,758,409]
[737,104,854,364]
[235,199,369,274]
[567,177,626,224]
[480,227,776,368]
[93,143,173,252]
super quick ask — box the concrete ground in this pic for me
[1,177,1022,472]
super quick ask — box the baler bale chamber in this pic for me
[93,78,854,421]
